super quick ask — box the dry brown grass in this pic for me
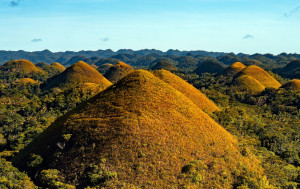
[43,61,112,91]
[104,62,134,83]
[51,62,66,72]
[237,65,281,89]
[2,59,44,74]
[153,69,220,113]
[281,79,300,92]
[14,70,265,188]
[233,75,265,95]
[224,62,246,76]
[15,78,37,85]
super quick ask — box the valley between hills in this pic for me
[0,51,299,188]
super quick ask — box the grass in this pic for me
[2,59,44,74]
[236,65,281,89]
[153,69,220,113]
[14,78,37,85]
[14,70,266,188]
[224,62,246,76]
[42,61,112,91]
[104,62,134,83]
[233,75,265,95]
[281,79,300,92]
[51,62,66,72]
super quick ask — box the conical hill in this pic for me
[153,69,220,113]
[281,79,300,92]
[1,59,44,74]
[224,62,246,76]
[42,61,111,91]
[51,62,66,72]
[150,61,178,71]
[104,61,134,83]
[233,75,265,95]
[97,63,113,74]
[236,65,281,89]
[14,70,265,188]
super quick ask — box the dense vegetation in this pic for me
[0,53,299,188]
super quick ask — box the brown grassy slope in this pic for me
[14,70,265,188]
[281,79,300,92]
[51,62,66,72]
[42,61,112,91]
[153,69,220,113]
[104,61,134,83]
[14,78,37,85]
[224,62,246,76]
[233,75,266,95]
[236,65,281,89]
[1,59,44,74]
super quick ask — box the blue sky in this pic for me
[0,0,300,54]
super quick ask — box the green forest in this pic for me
[0,52,299,188]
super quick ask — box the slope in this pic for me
[233,75,266,95]
[42,61,111,91]
[153,69,220,113]
[224,62,246,76]
[195,60,226,75]
[150,61,178,71]
[236,65,281,89]
[14,70,266,188]
[1,59,44,74]
[281,79,300,92]
[51,62,66,72]
[104,62,134,83]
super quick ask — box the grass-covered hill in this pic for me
[195,59,226,75]
[97,63,113,74]
[1,59,44,75]
[104,61,134,83]
[274,60,300,79]
[13,70,268,188]
[235,65,282,89]
[281,79,300,92]
[42,61,112,91]
[223,62,246,76]
[233,75,266,95]
[51,62,66,72]
[150,61,178,71]
[153,69,220,113]
[14,78,37,85]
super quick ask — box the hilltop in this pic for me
[195,60,226,75]
[224,62,246,76]
[13,70,266,188]
[153,69,220,113]
[97,63,113,74]
[42,61,111,91]
[1,59,44,75]
[51,62,66,72]
[150,61,178,71]
[235,65,281,89]
[281,79,300,92]
[274,60,300,79]
[104,62,134,83]
[233,75,265,95]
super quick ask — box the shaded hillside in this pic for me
[233,75,265,95]
[281,79,300,92]
[104,62,134,83]
[236,65,281,89]
[97,63,113,74]
[13,70,267,188]
[195,59,226,75]
[150,61,178,71]
[274,60,300,79]
[224,62,246,76]
[42,61,111,91]
[153,69,220,113]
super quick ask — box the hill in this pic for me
[51,62,66,72]
[97,63,113,74]
[233,75,265,94]
[224,62,246,76]
[1,59,44,75]
[195,59,226,75]
[14,70,266,188]
[104,62,134,83]
[153,69,220,113]
[150,61,178,71]
[281,79,300,92]
[236,65,281,89]
[42,61,111,91]
[274,60,300,79]
[14,78,37,85]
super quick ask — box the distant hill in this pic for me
[104,62,134,83]
[233,75,265,95]
[14,70,265,188]
[235,65,281,89]
[97,63,113,74]
[281,79,300,92]
[223,62,246,76]
[150,61,178,71]
[153,69,220,113]
[195,59,226,75]
[274,60,300,79]
[42,61,111,91]
[1,59,44,75]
